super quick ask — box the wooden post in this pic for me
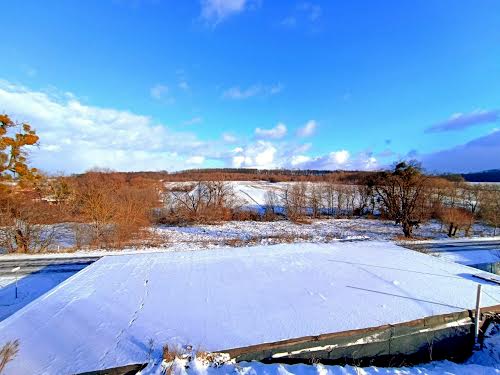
[11,267,20,299]
[474,284,482,345]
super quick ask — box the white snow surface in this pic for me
[1,241,500,374]
[0,271,76,321]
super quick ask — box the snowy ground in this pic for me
[141,324,500,374]
[1,241,499,374]
[155,219,495,250]
[0,219,496,259]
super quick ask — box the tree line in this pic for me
[1,114,499,253]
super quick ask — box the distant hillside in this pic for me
[73,168,377,184]
[461,169,500,182]
[167,168,376,183]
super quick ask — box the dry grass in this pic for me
[393,235,432,241]
[0,340,19,374]
[162,344,188,375]
[196,351,231,368]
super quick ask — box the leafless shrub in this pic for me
[0,194,58,253]
[158,181,243,224]
[71,172,160,248]
[437,207,474,237]
[479,185,500,235]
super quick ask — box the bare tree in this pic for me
[480,185,500,235]
[264,189,279,217]
[368,161,429,237]
[281,183,308,221]
[461,183,484,215]
[167,181,240,223]
[308,184,323,218]
[322,182,336,216]
[353,184,372,216]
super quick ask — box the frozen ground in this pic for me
[0,218,495,258]
[152,218,496,251]
[1,241,499,374]
[1,218,496,256]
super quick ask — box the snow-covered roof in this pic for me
[0,241,499,374]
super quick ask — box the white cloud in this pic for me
[291,155,311,166]
[0,80,386,174]
[222,132,237,143]
[289,149,378,171]
[226,140,378,171]
[330,150,350,164]
[0,81,206,173]
[150,84,169,100]
[255,123,287,139]
[231,141,277,168]
[186,155,205,165]
[200,0,253,25]
[222,83,283,100]
[297,120,317,137]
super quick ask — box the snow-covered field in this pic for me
[156,219,495,250]
[1,241,499,374]
[4,218,490,255]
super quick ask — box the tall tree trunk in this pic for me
[448,223,454,237]
[15,229,28,253]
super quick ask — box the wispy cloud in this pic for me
[298,2,321,21]
[200,0,257,25]
[176,69,191,92]
[178,81,190,92]
[183,116,203,125]
[292,150,378,171]
[222,132,237,143]
[222,83,283,99]
[280,2,322,29]
[297,120,317,137]
[21,64,37,77]
[426,109,499,133]
[255,122,287,139]
[150,84,169,100]
[186,155,205,165]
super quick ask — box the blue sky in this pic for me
[0,0,499,173]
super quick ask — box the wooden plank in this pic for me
[222,304,500,362]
